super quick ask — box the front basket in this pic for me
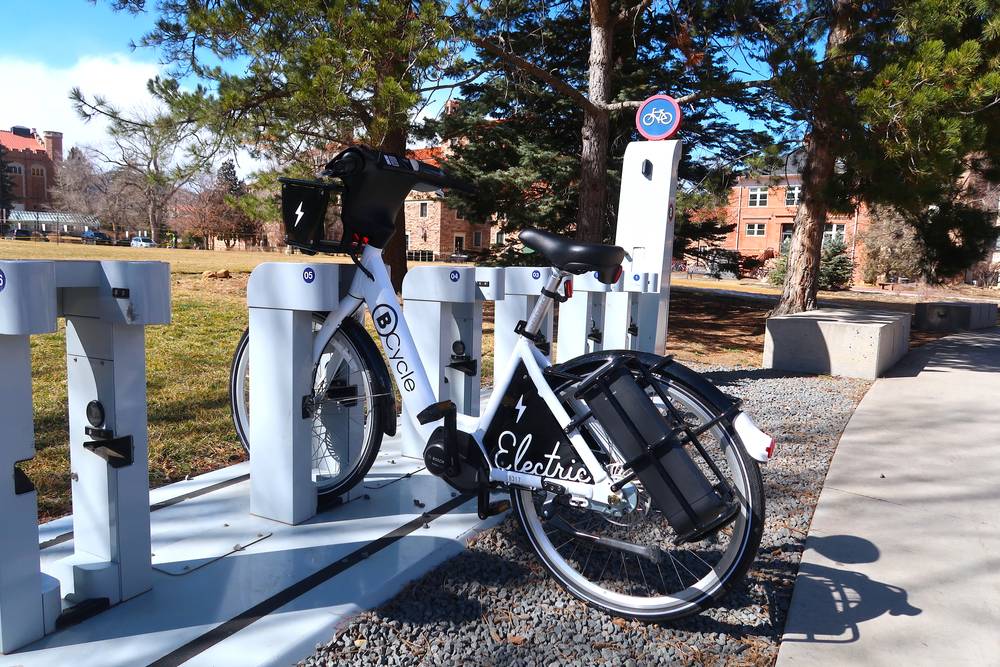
[279,178,342,252]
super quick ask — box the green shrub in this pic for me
[767,237,854,290]
[819,237,854,290]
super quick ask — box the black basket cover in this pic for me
[281,179,332,249]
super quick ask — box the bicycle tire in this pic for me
[229,314,389,499]
[511,352,765,621]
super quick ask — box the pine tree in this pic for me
[818,238,854,291]
[425,3,775,257]
[98,0,457,291]
[770,0,1000,313]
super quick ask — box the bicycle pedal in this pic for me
[477,500,510,521]
[417,400,456,425]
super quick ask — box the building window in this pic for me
[5,164,23,175]
[419,202,428,217]
[473,230,482,247]
[781,223,794,246]
[495,231,506,245]
[30,166,45,177]
[454,234,465,253]
[745,223,766,237]
[785,185,801,206]
[405,233,410,250]
[747,186,767,207]
[823,223,846,243]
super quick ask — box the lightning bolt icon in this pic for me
[294,202,305,227]
[514,395,527,423]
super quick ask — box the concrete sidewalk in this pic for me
[777,328,1000,666]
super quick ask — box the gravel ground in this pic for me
[302,366,871,666]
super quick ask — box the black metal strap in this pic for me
[514,320,546,343]
[14,467,34,495]
[83,435,134,469]
[541,286,569,303]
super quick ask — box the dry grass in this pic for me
[27,287,249,520]
[0,239,351,275]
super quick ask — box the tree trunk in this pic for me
[576,0,613,243]
[379,127,409,293]
[772,0,857,315]
[148,200,158,245]
[771,141,833,314]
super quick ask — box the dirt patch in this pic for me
[667,291,769,367]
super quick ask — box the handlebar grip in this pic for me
[322,152,362,178]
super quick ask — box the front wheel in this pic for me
[511,355,765,621]
[229,314,388,500]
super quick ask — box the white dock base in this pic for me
[12,434,503,667]
[764,308,911,379]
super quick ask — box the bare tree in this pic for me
[70,89,216,244]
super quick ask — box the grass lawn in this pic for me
[28,285,249,520]
[0,239,350,275]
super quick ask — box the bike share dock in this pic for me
[1,138,683,666]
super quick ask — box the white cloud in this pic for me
[0,53,163,152]
[0,53,267,177]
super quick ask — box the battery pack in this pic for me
[577,358,737,543]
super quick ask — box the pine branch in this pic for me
[616,0,653,26]
[469,36,600,115]
[603,79,774,112]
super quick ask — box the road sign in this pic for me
[635,95,682,141]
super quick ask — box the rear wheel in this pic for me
[511,356,764,621]
[229,314,387,499]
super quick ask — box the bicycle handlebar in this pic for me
[322,146,474,193]
[320,145,475,249]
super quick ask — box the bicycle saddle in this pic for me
[519,227,625,284]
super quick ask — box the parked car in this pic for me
[131,236,156,248]
[81,230,113,245]
[5,229,32,241]
[3,229,48,241]
[115,238,131,247]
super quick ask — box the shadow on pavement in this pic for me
[782,535,921,644]
[886,328,1000,377]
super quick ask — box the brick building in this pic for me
[719,152,870,274]
[0,126,63,211]
[403,147,495,261]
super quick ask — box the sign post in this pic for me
[601,95,683,354]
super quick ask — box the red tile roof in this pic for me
[0,130,44,153]
[408,146,445,166]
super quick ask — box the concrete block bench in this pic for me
[764,308,910,379]
[914,301,998,331]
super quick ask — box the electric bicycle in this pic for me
[228,145,775,620]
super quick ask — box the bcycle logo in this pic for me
[449,270,460,282]
[371,303,417,392]
[0,268,6,294]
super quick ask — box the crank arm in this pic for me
[547,515,662,563]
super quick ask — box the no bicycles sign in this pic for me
[635,95,682,141]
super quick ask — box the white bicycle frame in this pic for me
[310,245,619,506]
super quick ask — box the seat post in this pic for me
[523,269,565,337]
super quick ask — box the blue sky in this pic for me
[3,2,160,68]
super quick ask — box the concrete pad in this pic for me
[914,301,998,331]
[777,328,1000,666]
[764,308,910,379]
